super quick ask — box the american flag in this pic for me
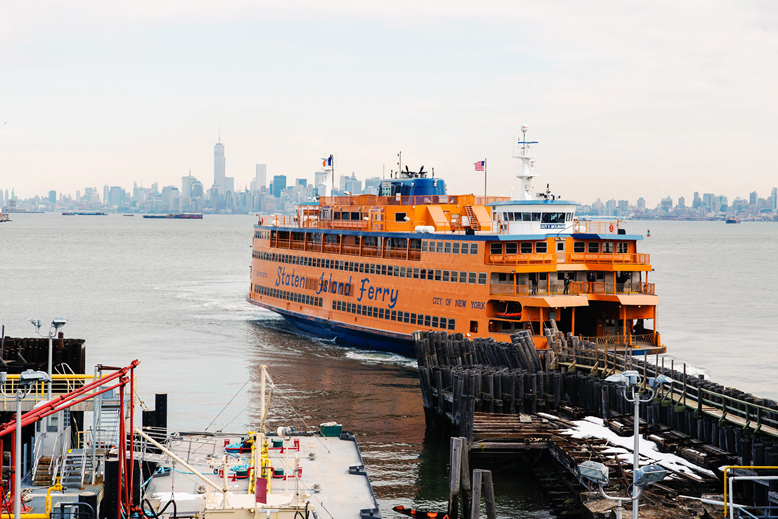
[474,160,485,171]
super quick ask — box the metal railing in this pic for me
[488,281,655,296]
[572,220,622,234]
[487,253,555,266]
[0,375,95,405]
[566,252,651,265]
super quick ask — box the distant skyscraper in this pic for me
[109,186,122,207]
[297,179,307,187]
[49,191,56,205]
[103,185,110,205]
[750,191,757,205]
[636,197,646,210]
[255,165,267,190]
[272,175,287,198]
[660,196,673,211]
[702,193,714,210]
[772,187,777,212]
[182,172,196,198]
[214,137,226,194]
[677,196,685,208]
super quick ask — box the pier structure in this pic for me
[414,330,778,518]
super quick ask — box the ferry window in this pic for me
[422,241,428,252]
[359,263,365,273]
[603,242,614,253]
[541,213,551,223]
[617,242,629,253]
[468,272,477,284]
[400,266,406,277]
[411,313,417,324]
[432,316,439,328]
[443,270,450,282]
[478,273,487,285]
[404,312,410,323]
[597,272,604,280]
[453,242,460,254]
[385,310,391,320]
[573,241,585,253]
[394,266,400,276]
[520,243,532,254]
[490,243,502,254]
[448,319,455,330]
[470,244,478,255]
[370,264,376,274]
[394,212,407,222]
[567,213,573,221]
[507,212,514,221]
[428,241,436,252]
[444,242,451,254]
[435,269,442,281]
[424,315,431,327]
[506,242,518,254]
[459,271,467,283]
[420,268,426,279]
[451,270,458,282]
[347,302,352,312]
[410,239,421,250]
[532,212,541,222]
[334,212,341,220]
[381,265,387,276]
[461,243,469,254]
[514,212,522,220]
[556,242,565,252]
[351,212,360,220]
[414,268,420,279]
[367,306,373,317]
[435,241,442,253]
[379,308,384,319]
[391,310,397,321]
[535,242,547,253]
[588,242,600,253]
[336,301,341,311]
[470,321,478,333]
[522,213,531,222]
[427,269,434,280]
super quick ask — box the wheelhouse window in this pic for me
[522,213,531,222]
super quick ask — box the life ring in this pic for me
[609,223,614,232]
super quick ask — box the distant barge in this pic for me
[62,211,107,215]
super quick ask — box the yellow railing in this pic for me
[567,252,650,265]
[0,374,95,402]
[488,281,655,297]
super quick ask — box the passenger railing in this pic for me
[487,253,555,265]
[488,281,655,296]
[571,220,622,234]
[566,252,651,265]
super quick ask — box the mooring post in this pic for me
[449,437,463,519]
[470,469,483,519]
[460,438,471,515]
[482,470,497,519]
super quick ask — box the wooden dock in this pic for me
[414,330,778,518]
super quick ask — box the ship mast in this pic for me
[513,124,538,201]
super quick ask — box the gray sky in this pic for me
[2,1,778,206]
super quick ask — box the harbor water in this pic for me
[0,213,776,517]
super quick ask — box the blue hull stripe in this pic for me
[246,296,415,357]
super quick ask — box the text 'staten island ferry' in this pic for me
[247,127,663,357]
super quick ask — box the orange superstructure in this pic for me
[247,133,662,357]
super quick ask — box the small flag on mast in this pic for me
[474,160,485,171]
[322,155,333,167]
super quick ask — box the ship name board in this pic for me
[540,223,565,229]
[357,278,399,309]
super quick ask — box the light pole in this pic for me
[603,370,672,519]
[0,369,50,519]
[28,318,67,422]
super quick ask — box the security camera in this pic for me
[19,370,50,383]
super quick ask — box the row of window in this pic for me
[252,251,488,285]
[332,299,456,330]
[421,241,479,255]
[492,212,575,223]
[574,241,629,254]
[489,242,548,254]
[253,284,324,307]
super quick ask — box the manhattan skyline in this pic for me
[3,3,778,204]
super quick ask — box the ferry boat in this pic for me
[247,127,662,357]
